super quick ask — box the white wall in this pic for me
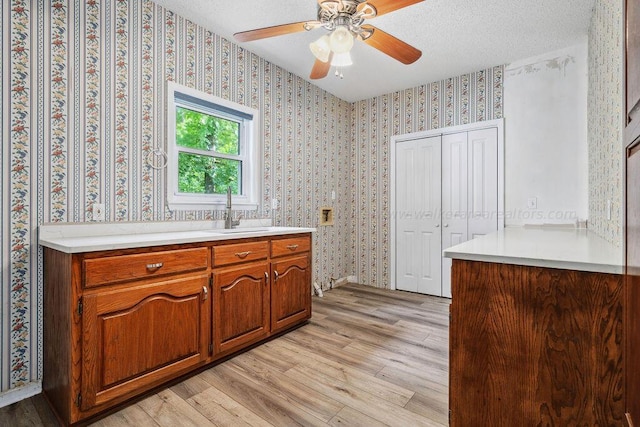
[504,42,589,226]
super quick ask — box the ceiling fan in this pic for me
[233,0,424,79]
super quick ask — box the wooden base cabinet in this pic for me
[43,233,312,426]
[449,260,625,426]
[81,274,210,411]
[271,255,311,332]
[213,262,270,355]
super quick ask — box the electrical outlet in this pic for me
[271,198,279,209]
[93,203,105,221]
[331,190,336,200]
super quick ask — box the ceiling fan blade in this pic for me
[360,0,424,17]
[310,53,333,80]
[359,25,422,64]
[234,21,318,43]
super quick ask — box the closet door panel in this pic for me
[396,136,442,295]
[468,128,499,239]
[442,132,469,298]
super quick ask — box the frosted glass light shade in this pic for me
[331,51,353,67]
[309,35,331,62]
[329,26,354,54]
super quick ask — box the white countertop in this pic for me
[443,227,624,274]
[39,220,316,253]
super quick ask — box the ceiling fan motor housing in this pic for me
[317,0,376,40]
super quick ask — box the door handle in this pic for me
[435,224,440,228]
[264,271,269,282]
[274,270,279,281]
[444,224,449,228]
[202,286,208,301]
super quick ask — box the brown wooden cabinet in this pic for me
[270,236,312,333]
[43,232,312,425]
[213,261,270,355]
[449,259,624,426]
[81,274,210,411]
[271,255,311,332]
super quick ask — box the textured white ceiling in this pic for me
[152,0,595,102]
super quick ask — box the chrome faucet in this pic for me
[225,185,240,229]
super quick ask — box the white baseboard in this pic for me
[0,381,42,408]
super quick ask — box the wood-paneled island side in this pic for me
[444,227,625,426]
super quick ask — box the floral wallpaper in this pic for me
[588,0,624,246]
[351,68,504,288]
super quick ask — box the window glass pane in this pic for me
[175,106,240,155]
[178,152,241,195]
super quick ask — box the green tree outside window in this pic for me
[175,107,241,195]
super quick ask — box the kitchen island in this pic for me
[444,227,625,426]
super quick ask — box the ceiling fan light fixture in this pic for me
[329,26,354,54]
[331,51,353,67]
[310,35,331,63]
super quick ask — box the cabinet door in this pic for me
[81,274,210,411]
[213,262,270,355]
[271,255,311,332]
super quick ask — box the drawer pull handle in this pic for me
[235,251,251,259]
[146,262,163,270]
[286,244,299,251]
[274,270,279,281]
[202,286,208,301]
[265,272,269,282]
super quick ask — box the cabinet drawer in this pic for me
[271,236,310,258]
[83,247,209,288]
[212,241,269,267]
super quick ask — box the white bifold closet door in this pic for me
[395,136,442,295]
[395,127,498,297]
[441,128,498,297]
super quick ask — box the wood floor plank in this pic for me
[90,403,162,427]
[328,406,388,427]
[136,389,216,427]
[200,363,331,426]
[228,353,344,422]
[12,284,450,427]
[186,386,272,427]
[169,373,216,401]
[376,364,448,395]
[0,397,48,427]
[264,337,415,406]
[404,392,449,426]
[284,364,446,427]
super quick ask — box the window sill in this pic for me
[167,201,259,211]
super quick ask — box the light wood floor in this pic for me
[0,283,450,427]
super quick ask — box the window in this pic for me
[167,82,260,209]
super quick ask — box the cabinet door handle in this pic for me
[286,244,299,251]
[235,251,251,259]
[264,272,269,282]
[146,262,163,270]
[202,286,208,301]
[274,270,279,281]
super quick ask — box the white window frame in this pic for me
[166,81,261,210]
